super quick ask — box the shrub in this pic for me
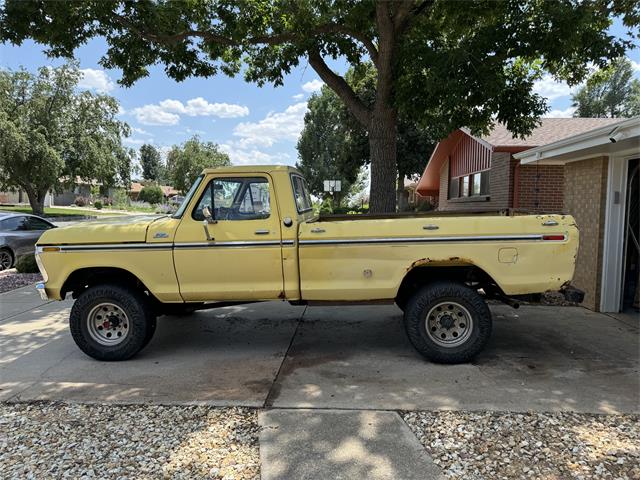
[416,200,434,212]
[155,204,177,215]
[112,189,129,209]
[319,198,333,215]
[94,200,103,210]
[139,185,164,205]
[74,196,88,207]
[16,254,40,274]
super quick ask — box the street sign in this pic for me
[323,180,342,192]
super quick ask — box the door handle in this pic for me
[423,224,439,230]
[310,227,325,233]
[254,229,270,235]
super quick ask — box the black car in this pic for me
[0,212,56,270]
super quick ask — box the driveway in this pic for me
[1,286,638,413]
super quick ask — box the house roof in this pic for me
[416,118,625,196]
[476,118,621,149]
[515,116,639,165]
[129,182,179,196]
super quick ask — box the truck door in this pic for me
[173,174,284,301]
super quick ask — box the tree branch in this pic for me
[113,15,378,64]
[394,0,434,34]
[307,49,371,127]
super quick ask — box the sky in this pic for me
[0,18,638,173]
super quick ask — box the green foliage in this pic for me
[139,144,163,181]
[74,196,87,207]
[112,188,129,210]
[138,185,163,205]
[0,0,634,211]
[572,57,640,118]
[166,136,230,193]
[16,254,39,274]
[94,200,103,210]
[0,62,132,215]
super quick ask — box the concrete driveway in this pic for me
[1,285,638,413]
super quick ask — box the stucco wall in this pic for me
[563,156,608,311]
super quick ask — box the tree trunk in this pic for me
[368,107,398,213]
[25,188,47,216]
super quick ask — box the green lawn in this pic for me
[0,206,124,217]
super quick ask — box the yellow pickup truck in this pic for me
[35,165,582,364]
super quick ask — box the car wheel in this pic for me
[0,248,13,271]
[69,284,155,361]
[404,281,492,364]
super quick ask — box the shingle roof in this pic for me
[476,118,623,148]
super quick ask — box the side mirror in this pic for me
[202,206,216,224]
[202,206,216,241]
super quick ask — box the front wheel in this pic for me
[404,281,492,364]
[70,284,156,361]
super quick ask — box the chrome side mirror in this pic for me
[202,206,216,241]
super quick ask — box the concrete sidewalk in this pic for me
[259,409,443,480]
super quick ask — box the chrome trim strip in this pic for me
[58,243,173,252]
[298,234,565,246]
[41,239,296,252]
[174,240,283,249]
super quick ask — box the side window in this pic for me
[193,177,271,221]
[291,174,312,212]
[0,216,27,231]
[26,217,53,231]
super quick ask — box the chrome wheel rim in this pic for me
[425,301,473,348]
[0,251,11,270]
[87,302,130,346]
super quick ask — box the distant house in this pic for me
[416,118,620,213]
[416,117,640,313]
[128,182,179,201]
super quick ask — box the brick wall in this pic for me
[517,164,565,213]
[438,152,513,212]
[563,156,608,311]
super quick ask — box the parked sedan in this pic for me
[0,213,56,270]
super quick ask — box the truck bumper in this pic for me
[562,285,585,304]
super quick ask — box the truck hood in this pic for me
[37,215,165,245]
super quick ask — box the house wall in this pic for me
[563,156,608,311]
[438,152,514,212]
[517,164,565,213]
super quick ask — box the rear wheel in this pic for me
[70,284,155,361]
[0,248,13,270]
[404,281,492,364]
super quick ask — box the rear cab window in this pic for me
[290,174,312,213]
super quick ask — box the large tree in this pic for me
[0,63,131,215]
[139,143,162,181]
[1,1,635,212]
[297,62,434,210]
[572,57,640,118]
[166,136,230,193]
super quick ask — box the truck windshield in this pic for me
[172,175,204,219]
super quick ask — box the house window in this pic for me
[449,171,489,200]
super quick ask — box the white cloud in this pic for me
[302,79,323,93]
[78,68,115,93]
[132,127,153,136]
[131,97,249,126]
[219,143,287,166]
[158,97,249,118]
[533,74,576,101]
[292,93,305,100]
[131,104,181,126]
[545,106,577,118]
[631,60,640,72]
[233,102,308,148]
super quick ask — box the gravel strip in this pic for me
[0,402,259,480]
[402,411,639,480]
[0,269,42,294]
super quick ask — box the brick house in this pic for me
[416,117,639,313]
[416,118,620,213]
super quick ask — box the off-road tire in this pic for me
[70,284,155,361]
[404,281,492,364]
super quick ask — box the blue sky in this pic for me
[0,19,638,175]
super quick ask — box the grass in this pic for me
[0,206,124,217]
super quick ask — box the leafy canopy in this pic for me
[166,136,230,193]
[139,143,163,181]
[572,57,640,118]
[0,62,131,214]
